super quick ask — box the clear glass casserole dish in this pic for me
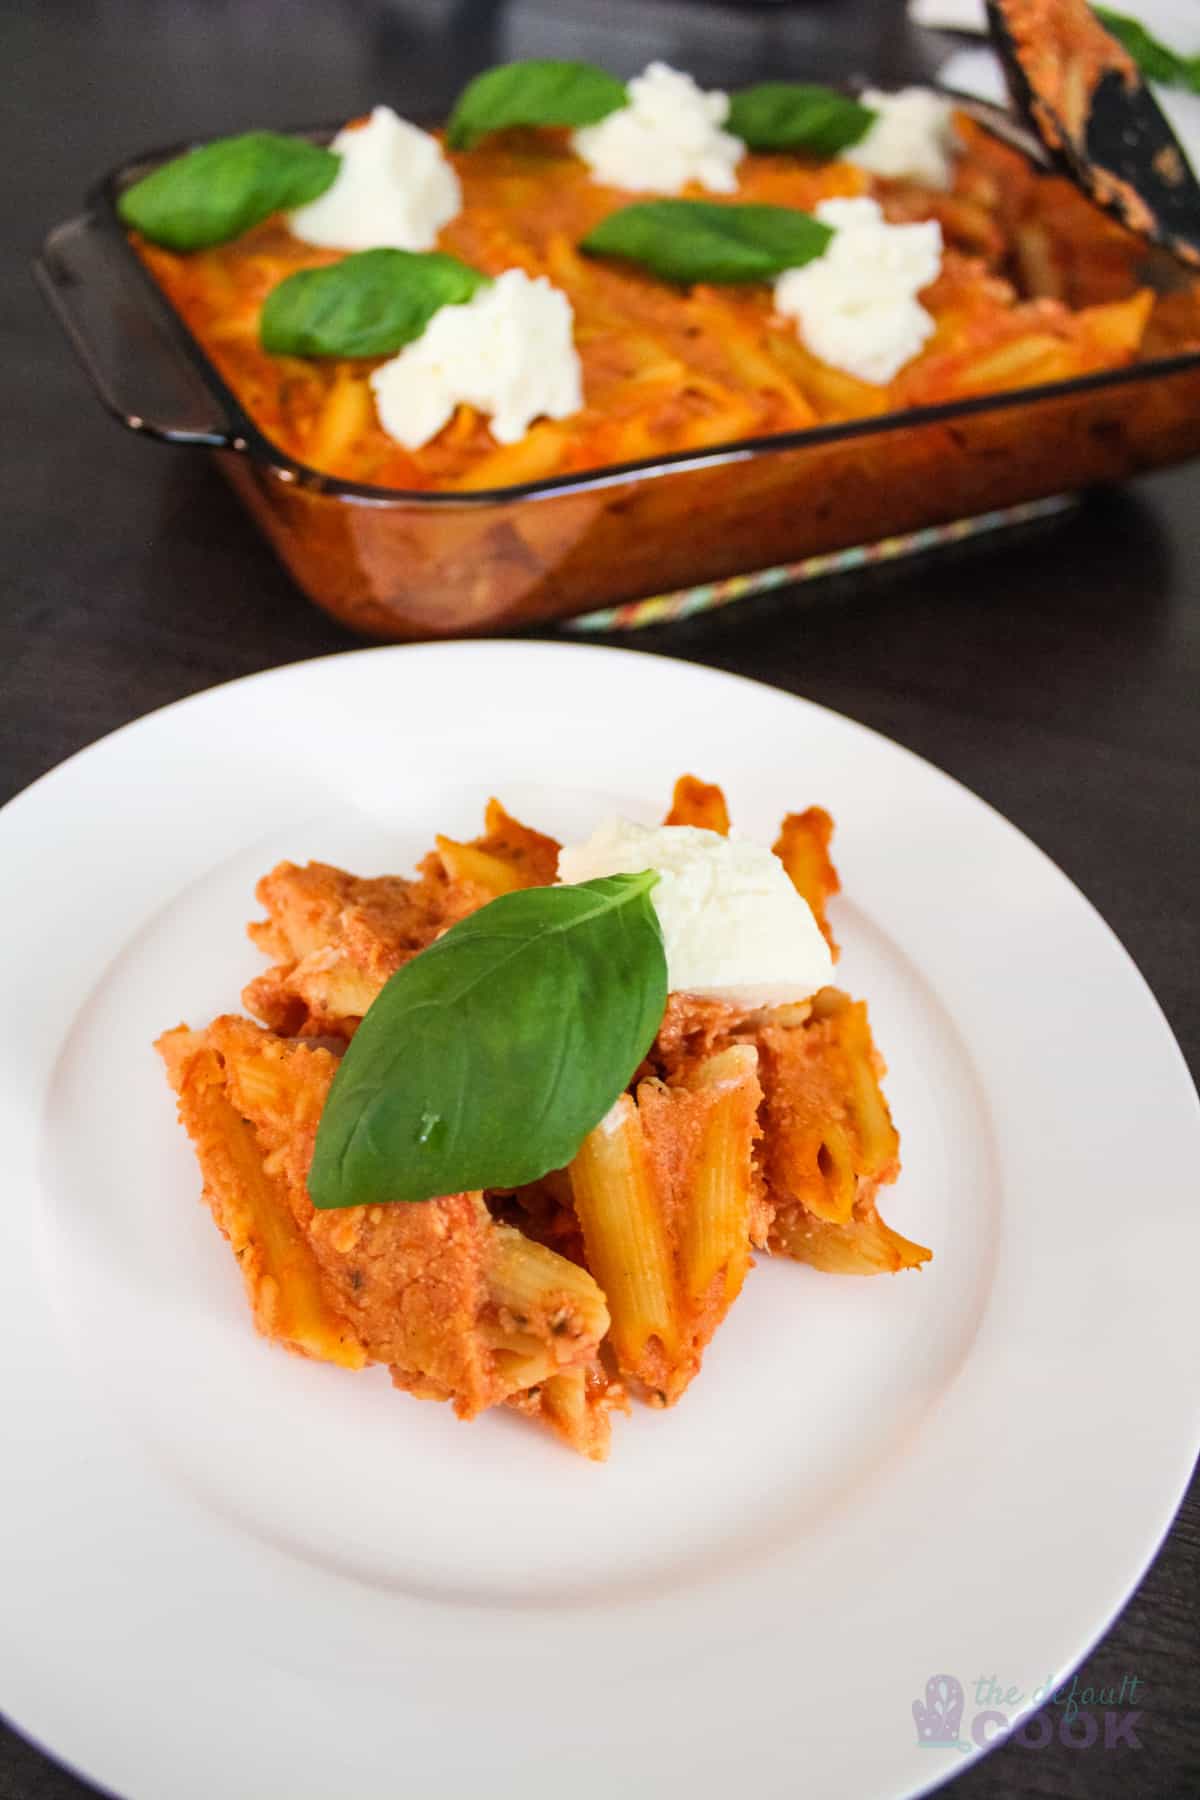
[36,120,1200,640]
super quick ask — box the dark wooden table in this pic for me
[3,3,1197,1797]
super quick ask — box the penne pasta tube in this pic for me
[837,1009,901,1179]
[512,1362,625,1462]
[447,423,568,491]
[309,370,373,467]
[289,951,384,1025]
[486,1342,561,1396]
[811,1121,858,1225]
[435,835,529,897]
[568,1094,677,1370]
[773,808,840,953]
[773,1198,931,1275]
[663,774,730,835]
[156,1027,366,1368]
[538,1366,591,1447]
[485,1225,610,1348]
[1081,289,1153,354]
[679,1045,761,1304]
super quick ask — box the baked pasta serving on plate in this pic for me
[159,776,928,1460]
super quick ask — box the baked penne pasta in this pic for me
[752,985,923,1270]
[132,111,1168,494]
[678,1046,762,1305]
[161,772,926,1458]
[509,1361,628,1461]
[568,1093,678,1385]
[569,1043,763,1403]
[771,1196,932,1275]
[245,798,560,1037]
[158,1014,615,1454]
[773,808,840,954]
[664,773,731,835]
[157,1024,367,1369]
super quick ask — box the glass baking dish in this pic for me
[36,122,1200,641]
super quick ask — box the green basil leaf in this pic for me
[581,199,833,285]
[727,83,877,155]
[118,131,340,251]
[260,248,489,357]
[446,59,628,149]
[308,872,668,1208]
[1094,9,1200,95]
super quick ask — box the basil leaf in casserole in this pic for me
[1094,9,1200,94]
[308,873,668,1208]
[260,249,489,357]
[727,84,877,156]
[446,59,628,149]
[581,200,833,284]
[118,131,340,251]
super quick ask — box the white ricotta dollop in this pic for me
[571,62,745,195]
[556,819,834,1008]
[842,87,958,190]
[773,196,942,386]
[288,105,461,251]
[369,268,583,449]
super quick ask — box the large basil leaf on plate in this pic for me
[446,59,628,149]
[118,131,340,251]
[308,872,667,1208]
[580,199,833,284]
[260,248,489,357]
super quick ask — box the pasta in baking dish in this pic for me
[158,777,928,1462]
[132,114,1157,493]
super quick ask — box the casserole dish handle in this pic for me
[35,213,236,448]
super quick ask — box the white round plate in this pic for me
[2,641,1197,1800]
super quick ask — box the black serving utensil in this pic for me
[986,0,1200,266]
